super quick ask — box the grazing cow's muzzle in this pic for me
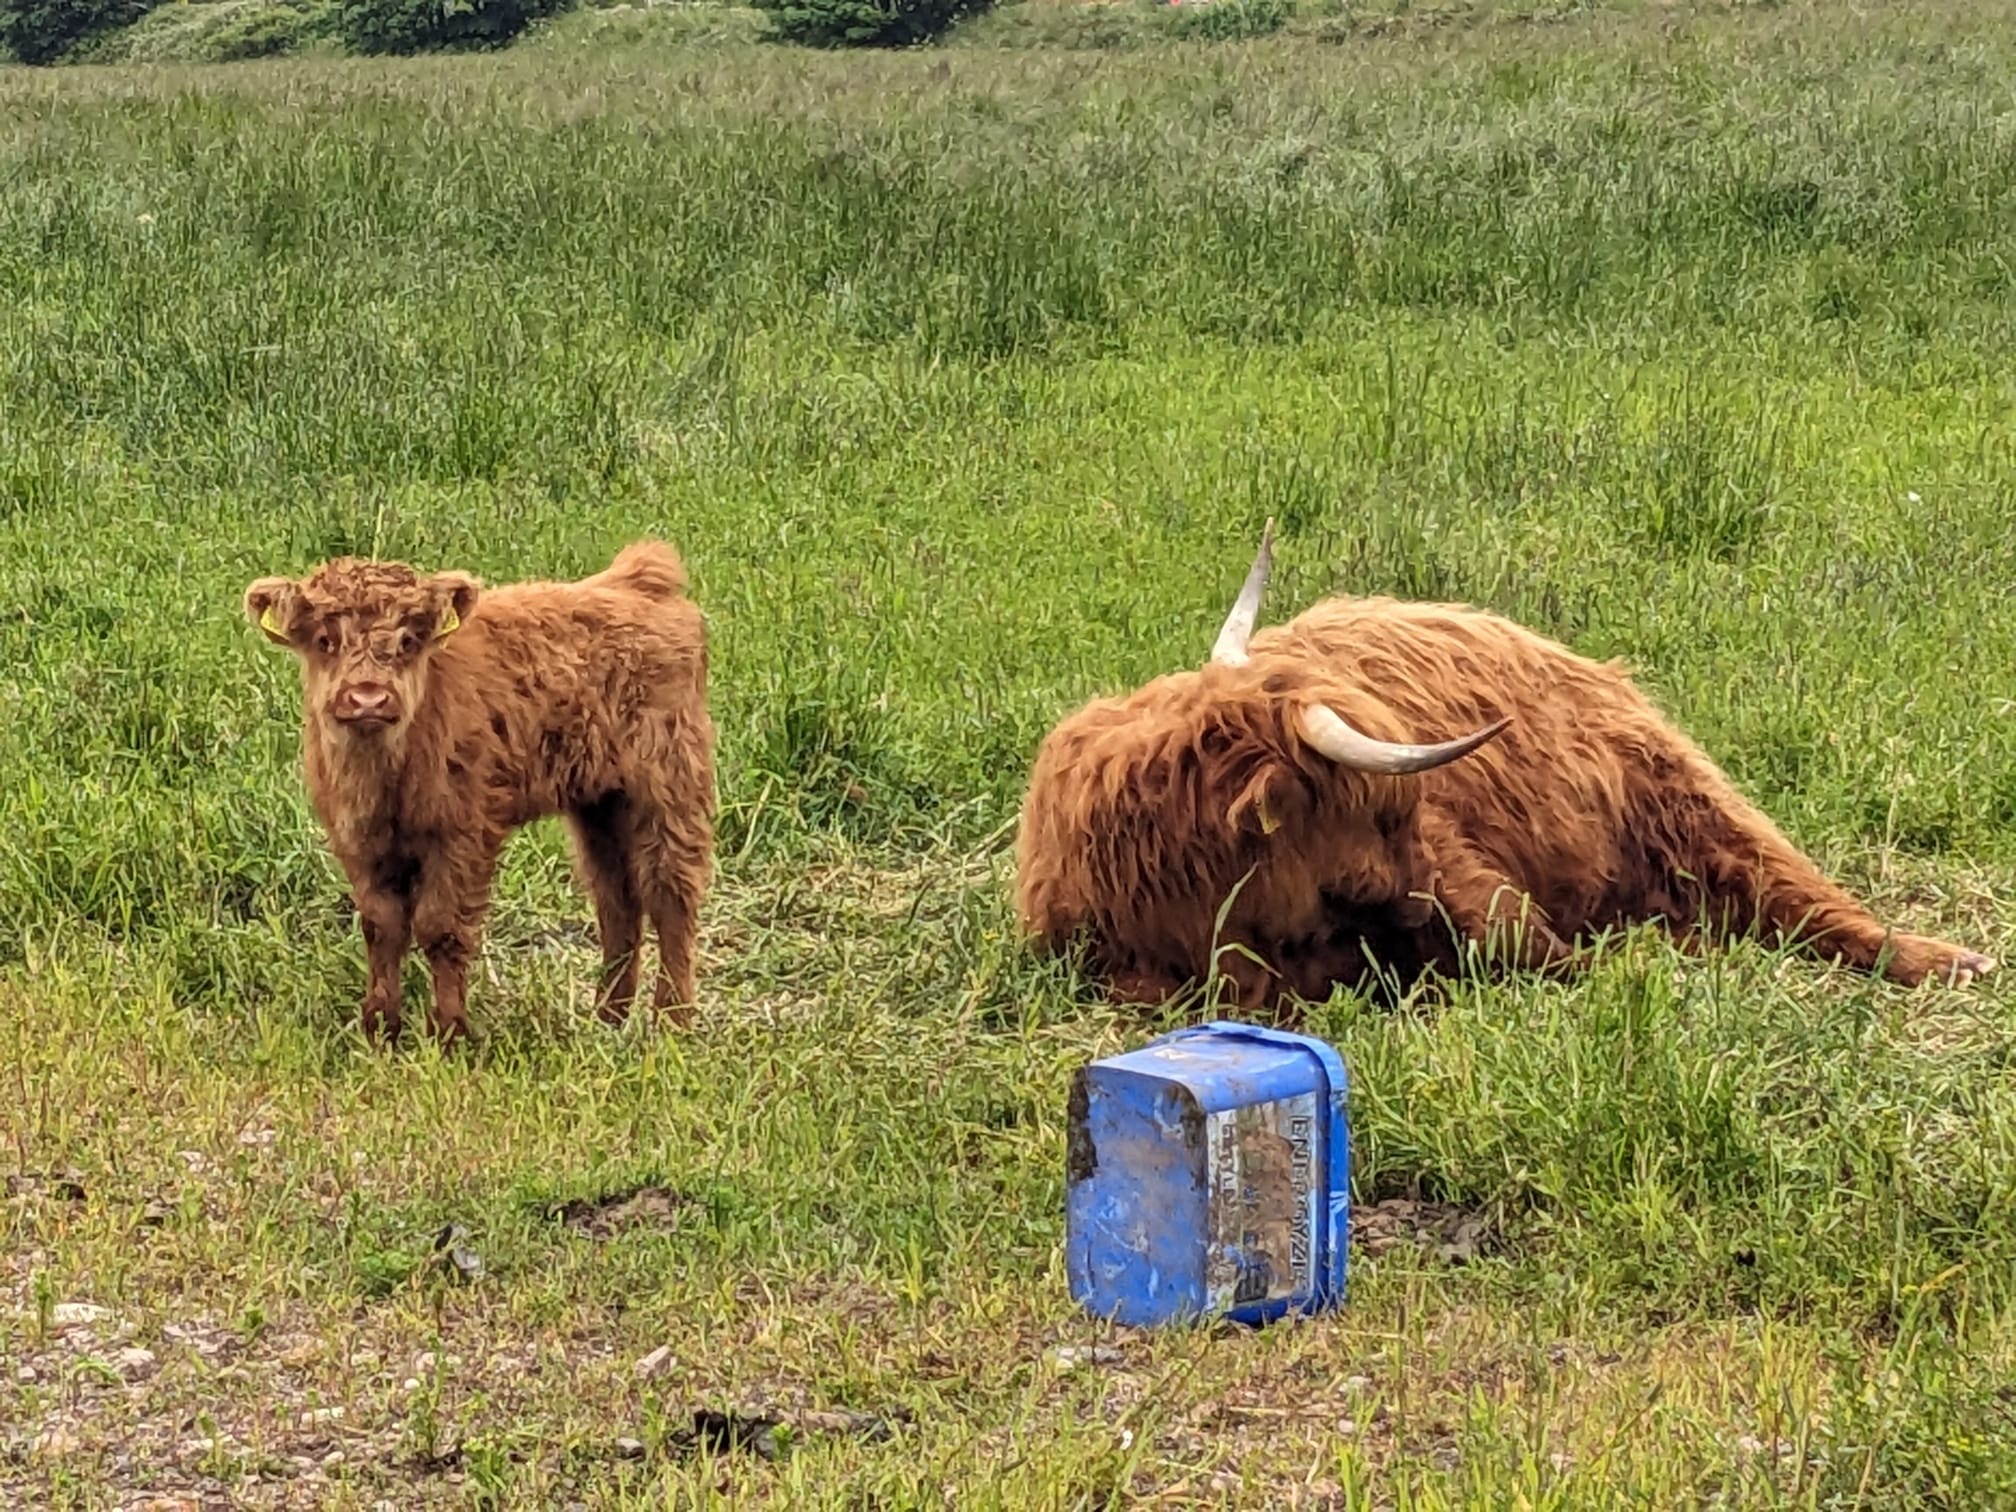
[332,681,401,729]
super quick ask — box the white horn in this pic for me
[1210,517,1276,667]
[1297,703,1510,775]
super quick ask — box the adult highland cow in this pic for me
[247,541,714,1045]
[1015,522,1994,1008]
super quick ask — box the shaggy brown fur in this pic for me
[1016,559,1994,1011]
[246,542,714,1045]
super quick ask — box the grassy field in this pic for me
[6,0,2016,1503]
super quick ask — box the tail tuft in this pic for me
[600,540,688,601]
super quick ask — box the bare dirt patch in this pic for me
[548,1184,692,1239]
[1351,1199,1495,1264]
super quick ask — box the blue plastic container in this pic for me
[1065,1021,1351,1329]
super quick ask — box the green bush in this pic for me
[1169,0,1289,41]
[0,0,149,64]
[335,0,576,54]
[85,0,340,64]
[205,0,337,59]
[753,0,985,49]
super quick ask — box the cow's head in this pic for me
[1209,517,1509,773]
[246,557,480,743]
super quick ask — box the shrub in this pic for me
[753,0,985,49]
[336,0,576,55]
[0,0,149,64]
[85,0,340,64]
[1169,0,1290,41]
[203,0,339,60]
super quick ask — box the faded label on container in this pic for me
[1201,1092,1320,1312]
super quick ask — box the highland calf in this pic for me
[1015,522,1994,1010]
[247,542,714,1045]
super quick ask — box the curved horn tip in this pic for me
[1297,704,1511,775]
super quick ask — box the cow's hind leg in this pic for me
[568,794,645,1024]
[1680,795,1993,987]
[1756,861,1994,988]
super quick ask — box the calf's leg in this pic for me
[355,888,414,1044]
[410,839,504,1045]
[567,796,645,1024]
[626,715,714,1027]
[630,803,710,1027]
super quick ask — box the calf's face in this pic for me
[245,559,481,740]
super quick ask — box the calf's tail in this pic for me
[597,541,688,601]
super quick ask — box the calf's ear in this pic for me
[244,578,297,646]
[430,570,482,639]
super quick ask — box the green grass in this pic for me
[6,1,2016,1502]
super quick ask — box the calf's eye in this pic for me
[400,630,422,655]
[315,633,337,655]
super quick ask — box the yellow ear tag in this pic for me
[1229,789,1283,835]
[435,605,460,639]
[259,605,285,638]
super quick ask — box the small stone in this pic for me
[49,1302,114,1330]
[413,1351,437,1374]
[15,1364,37,1383]
[613,1436,646,1459]
[1341,1374,1373,1392]
[115,1346,158,1380]
[635,1345,675,1380]
[402,1377,421,1393]
[301,1406,344,1427]
[321,1450,346,1469]
[1334,1417,1358,1435]
[164,1323,224,1358]
[30,1425,80,1458]
[1048,1345,1125,1373]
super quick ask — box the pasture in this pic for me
[6,0,2016,1502]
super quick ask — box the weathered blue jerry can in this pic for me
[1066,1021,1351,1329]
